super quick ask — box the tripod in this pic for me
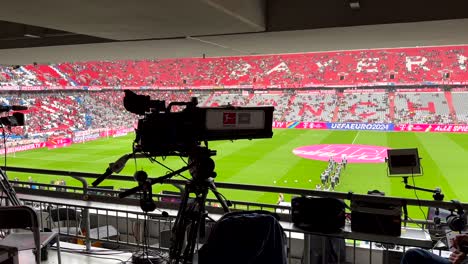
[119,146,230,264]
[0,168,21,206]
[169,172,229,263]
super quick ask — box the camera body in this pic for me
[0,112,24,127]
[124,90,274,156]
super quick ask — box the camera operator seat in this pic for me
[198,210,287,264]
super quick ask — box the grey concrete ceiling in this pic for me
[0,0,467,54]
[1,19,467,65]
[0,0,265,41]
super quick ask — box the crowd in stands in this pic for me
[0,45,465,142]
[0,66,42,86]
[0,90,205,140]
[247,92,291,121]
[80,91,134,129]
[393,92,454,124]
[284,93,337,122]
[0,88,465,144]
[202,89,466,125]
[337,92,392,123]
[0,45,467,88]
[0,90,468,138]
[452,92,468,123]
[196,89,467,125]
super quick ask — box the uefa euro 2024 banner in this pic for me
[272,121,393,131]
[272,121,467,133]
[326,122,394,131]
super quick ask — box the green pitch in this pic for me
[5,129,467,219]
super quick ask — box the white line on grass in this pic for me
[351,131,360,144]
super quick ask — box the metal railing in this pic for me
[2,166,467,264]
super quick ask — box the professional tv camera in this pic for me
[123,89,274,156]
[0,104,27,207]
[94,90,275,263]
[0,105,26,127]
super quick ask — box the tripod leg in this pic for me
[209,181,230,213]
[182,187,209,264]
[0,169,21,206]
[170,184,192,263]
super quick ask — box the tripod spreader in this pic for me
[403,176,444,201]
[118,163,193,199]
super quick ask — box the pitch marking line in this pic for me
[351,131,360,144]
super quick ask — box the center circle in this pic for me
[293,144,390,163]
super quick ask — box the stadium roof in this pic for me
[0,0,468,64]
[2,0,468,47]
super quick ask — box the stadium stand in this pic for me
[393,92,455,124]
[452,92,468,123]
[80,91,135,129]
[52,46,468,87]
[0,66,42,86]
[23,64,70,86]
[0,88,466,143]
[0,45,466,144]
[1,45,467,87]
[337,92,391,123]
[248,92,290,121]
[0,91,86,135]
[285,92,337,122]
[203,93,250,107]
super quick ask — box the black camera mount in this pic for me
[402,176,444,201]
[116,146,230,263]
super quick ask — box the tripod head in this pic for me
[188,146,217,181]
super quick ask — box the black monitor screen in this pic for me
[389,154,418,167]
[387,148,422,176]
